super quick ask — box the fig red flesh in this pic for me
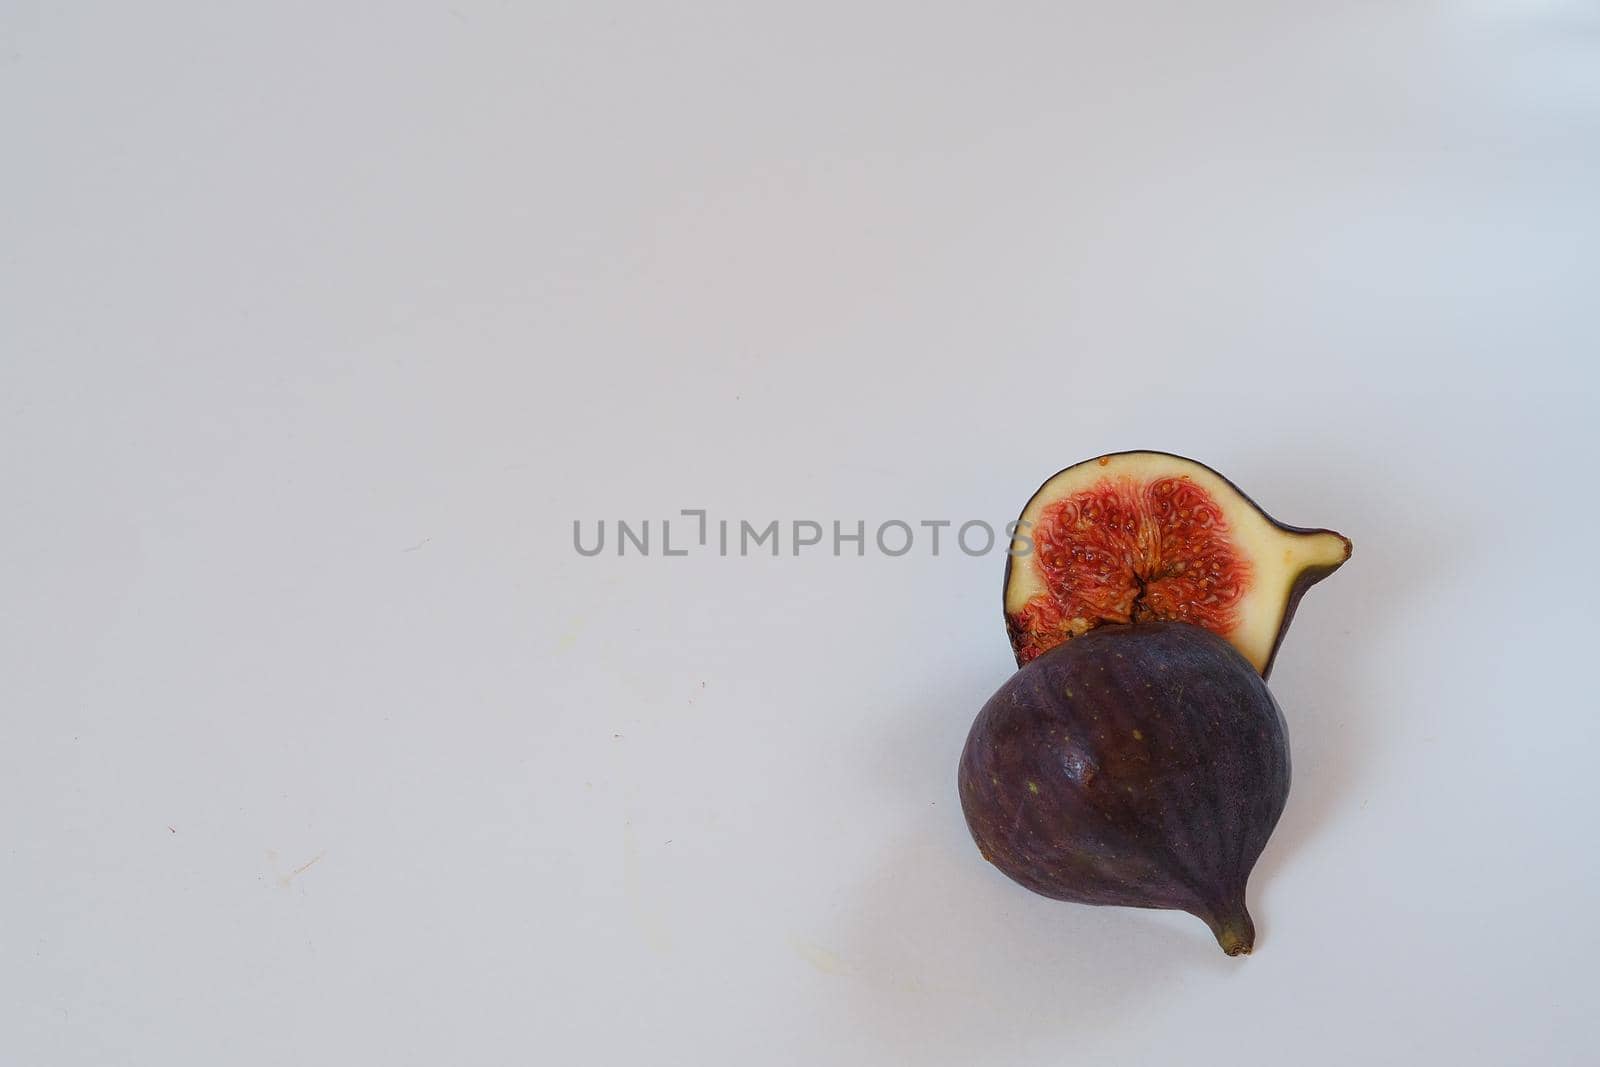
[1012,475,1252,664]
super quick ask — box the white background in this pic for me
[4,3,1597,1064]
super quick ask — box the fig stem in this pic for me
[1206,900,1256,957]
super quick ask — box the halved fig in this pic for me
[1004,451,1350,677]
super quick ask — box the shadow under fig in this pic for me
[1243,466,1443,936]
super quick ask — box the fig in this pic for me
[1003,450,1350,676]
[959,621,1288,955]
[963,453,1350,955]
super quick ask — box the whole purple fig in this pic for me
[958,621,1290,955]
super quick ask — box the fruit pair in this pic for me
[958,451,1350,955]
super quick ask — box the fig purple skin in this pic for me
[957,621,1289,955]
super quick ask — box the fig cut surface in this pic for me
[1004,451,1350,676]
